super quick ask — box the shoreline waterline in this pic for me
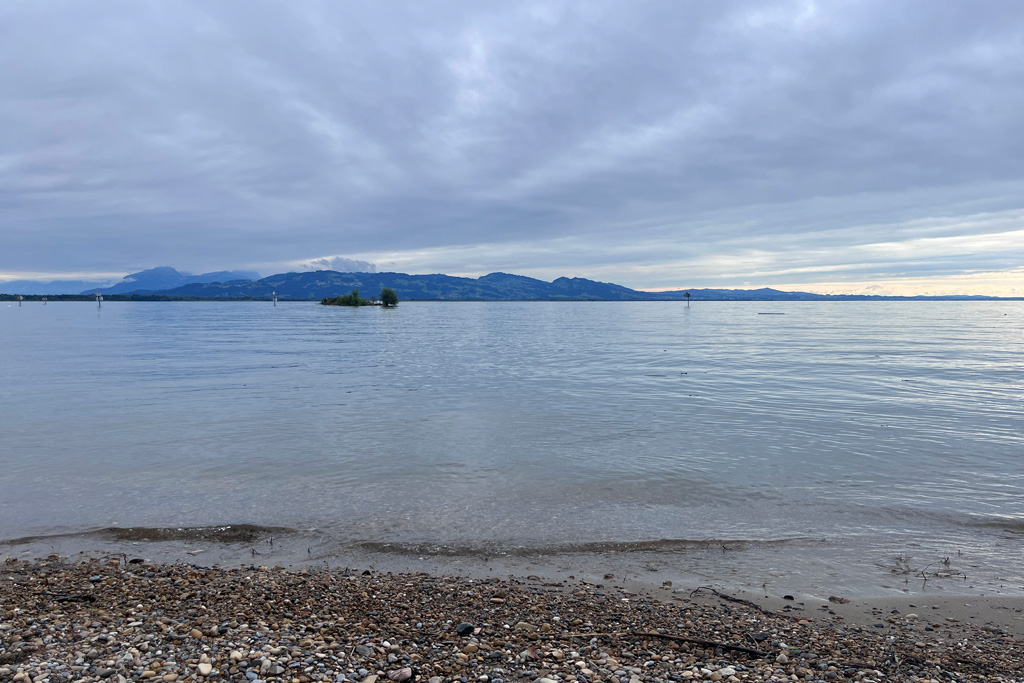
[3,521,1019,602]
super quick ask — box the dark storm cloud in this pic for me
[1,1,1022,293]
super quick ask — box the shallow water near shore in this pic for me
[2,300,1022,597]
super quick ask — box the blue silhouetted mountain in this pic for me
[5,268,1006,300]
[142,270,881,301]
[84,267,261,295]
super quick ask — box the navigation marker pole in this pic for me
[96,290,102,308]
[17,295,22,306]
[43,296,47,305]
[273,290,277,307]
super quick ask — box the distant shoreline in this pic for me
[4,294,1023,303]
[7,267,1024,301]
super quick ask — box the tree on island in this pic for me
[321,289,369,306]
[380,287,398,307]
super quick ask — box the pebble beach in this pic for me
[2,557,1022,683]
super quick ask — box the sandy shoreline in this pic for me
[2,556,1022,683]
[5,525,1018,602]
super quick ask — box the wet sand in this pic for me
[5,524,1018,602]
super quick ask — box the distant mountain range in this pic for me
[2,266,1014,300]
[88,266,262,295]
[159,271,1007,300]
[160,270,660,300]
[0,266,262,295]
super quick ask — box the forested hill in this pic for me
[159,271,657,300]
[143,270,1002,301]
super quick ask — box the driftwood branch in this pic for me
[567,631,766,658]
[40,591,97,603]
[690,586,808,621]
[631,631,767,657]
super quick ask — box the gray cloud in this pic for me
[293,256,376,273]
[2,1,1023,293]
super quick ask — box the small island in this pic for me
[321,287,398,307]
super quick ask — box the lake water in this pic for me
[2,300,1022,597]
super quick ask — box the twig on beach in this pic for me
[833,660,879,671]
[40,591,96,603]
[631,631,767,657]
[689,586,808,621]
[916,562,968,587]
[569,631,768,658]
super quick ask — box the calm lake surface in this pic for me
[2,300,1022,597]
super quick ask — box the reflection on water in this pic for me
[1,300,1022,595]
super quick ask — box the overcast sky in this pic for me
[2,1,1023,294]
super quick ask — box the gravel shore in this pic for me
[2,557,1022,683]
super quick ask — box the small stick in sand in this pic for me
[631,631,767,657]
